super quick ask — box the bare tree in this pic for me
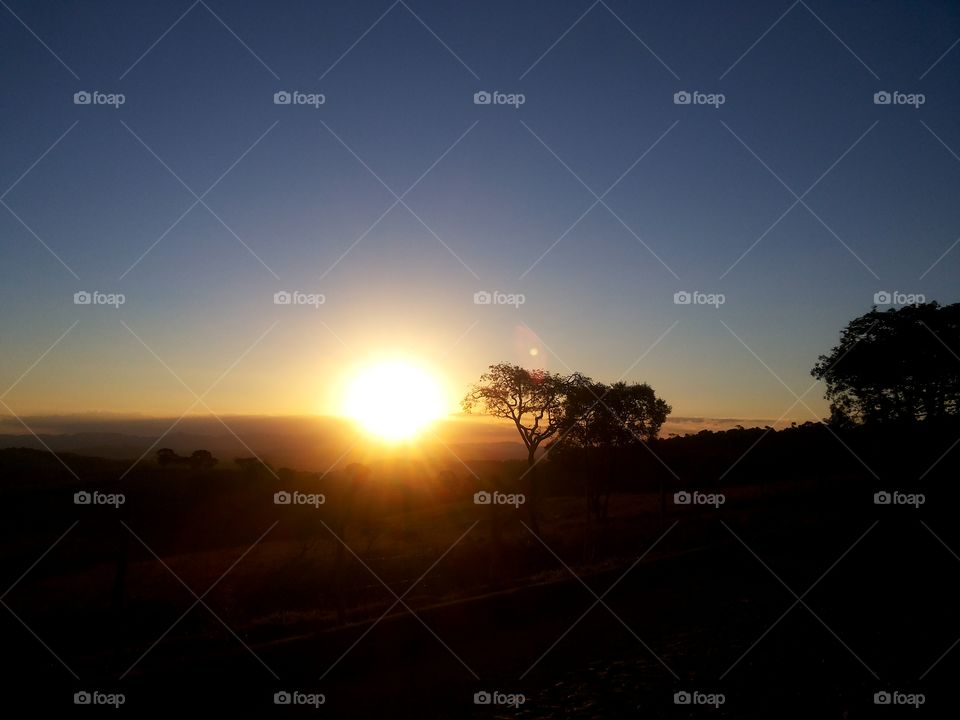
[463,363,586,533]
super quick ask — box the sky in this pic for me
[1,0,959,429]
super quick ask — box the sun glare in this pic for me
[342,359,446,441]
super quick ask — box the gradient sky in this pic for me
[1,0,958,427]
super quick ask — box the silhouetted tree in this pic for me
[812,302,960,425]
[234,456,272,476]
[189,449,217,470]
[463,363,587,534]
[112,511,130,613]
[156,448,178,467]
[553,381,671,532]
[332,462,371,624]
[559,381,671,448]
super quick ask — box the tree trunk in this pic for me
[526,448,540,535]
[600,485,611,521]
[333,482,356,625]
[488,498,503,586]
[111,523,129,611]
[333,523,347,625]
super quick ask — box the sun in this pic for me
[342,359,446,441]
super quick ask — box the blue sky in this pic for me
[1,0,958,425]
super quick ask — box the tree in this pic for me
[332,463,370,624]
[559,381,671,448]
[812,302,960,425]
[156,448,178,467]
[235,456,272,476]
[553,381,671,526]
[188,449,218,470]
[463,363,586,533]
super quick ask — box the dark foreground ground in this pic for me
[4,501,958,717]
[2,427,959,717]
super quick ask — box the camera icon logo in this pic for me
[873,491,891,505]
[274,691,291,704]
[673,491,691,505]
[74,490,92,505]
[873,290,891,305]
[673,91,691,105]
[274,491,292,505]
[473,290,492,305]
[873,91,891,105]
[673,290,691,305]
[74,691,91,704]
[274,91,291,105]
[474,691,492,704]
[474,91,492,105]
[674,690,692,704]
[74,291,92,305]
[73,91,91,105]
[874,691,891,704]
[274,291,292,305]
[474,490,491,505]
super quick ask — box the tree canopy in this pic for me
[555,380,672,449]
[812,301,960,425]
[462,362,587,462]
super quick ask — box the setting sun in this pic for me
[342,359,446,441]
